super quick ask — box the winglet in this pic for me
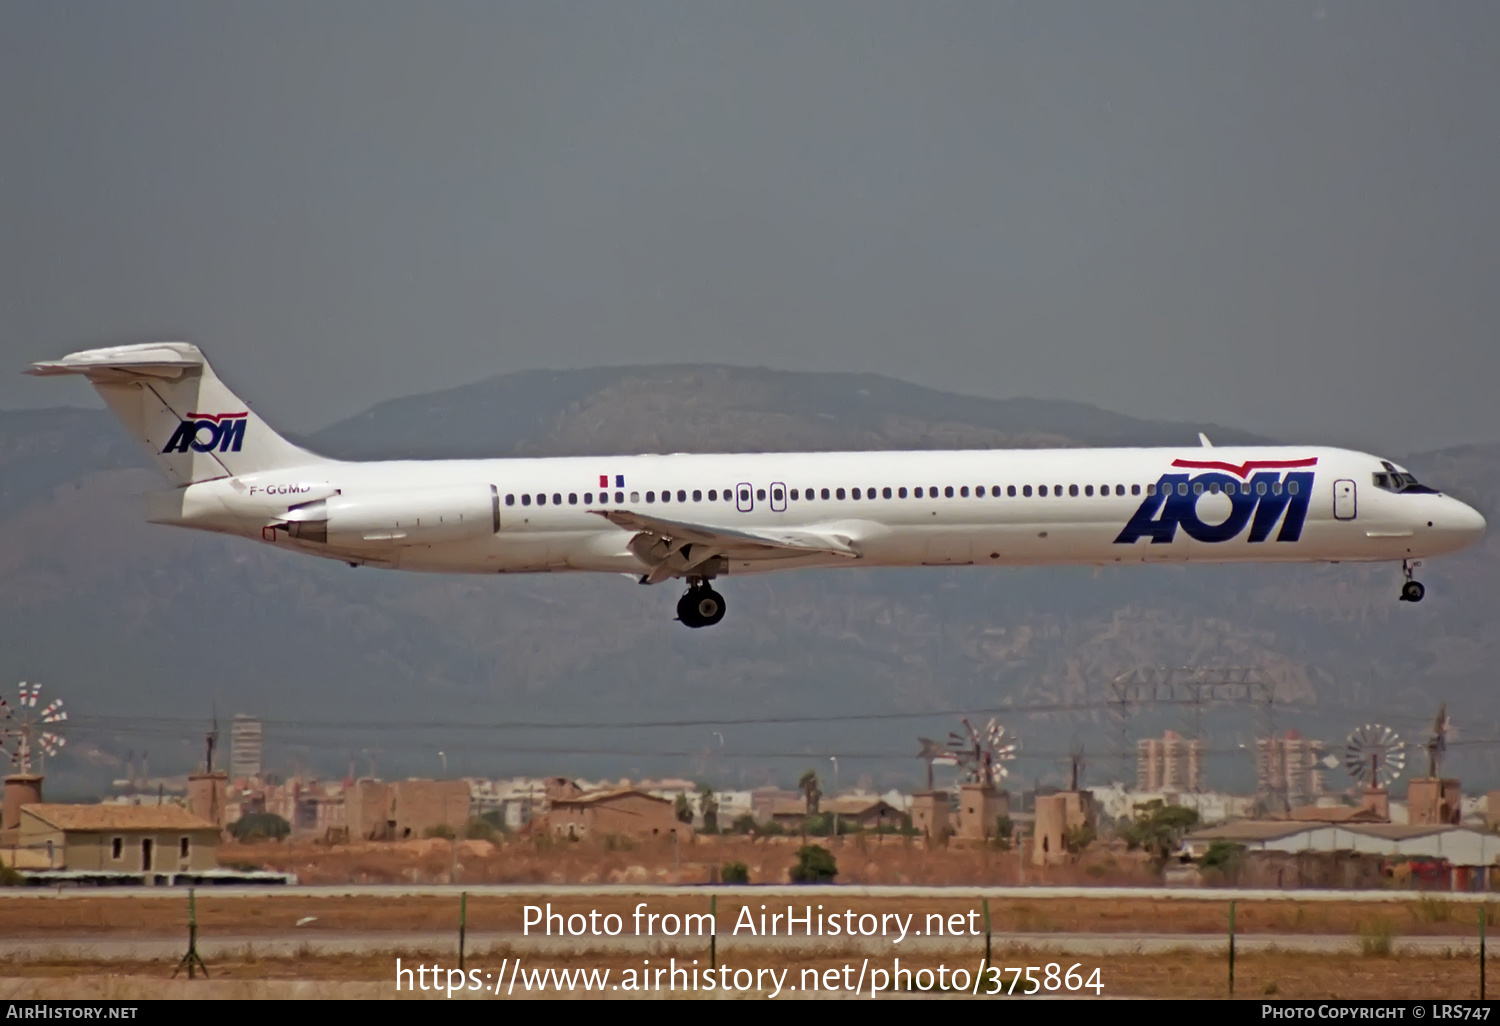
[1198,432,1213,448]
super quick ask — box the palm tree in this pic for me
[698,784,720,834]
[673,792,694,825]
[798,770,822,815]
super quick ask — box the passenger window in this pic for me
[898,487,908,498]
[537,494,546,505]
[739,488,750,502]
[790,489,799,501]
[584,493,593,504]
[676,490,685,502]
[929,485,938,496]
[866,487,876,499]
[1023,485,1033,497]
[1224,483,1235,496]
[1177,483,1188,496]
[914,487,923,498]
[1069,484,1079,497]
[1272,482,1283,496]
[707,489,717,501]
[1039,485,1048,497]
[1116,485,1125,496]
[1008,485,1016,497]
[1287,480,1299,495]
[522,494,531,506]
[629,492,639,503]
[1145,484,1155,496]
[882,487,892,499]
[1085,485,1094,496]
[569,493,577,505]
[756,488,766,501]
[506,494,515,506]
[693,490,702,502]
[851,488,861,501]
[646,491,656,503]
[821,488,831,499]
[772,487,784,502]
[616,491,625,503]
[960,486,969,497]
[945,486,955,498]
[836,488,846,499]
[992,486,1001,497]
[1054,484,1063,495]
[725,489,733,501]
[553,493,561,505]
[660,489,670,503]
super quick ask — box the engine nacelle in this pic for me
[280,484,499,548]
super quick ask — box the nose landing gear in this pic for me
[676,579,726,628]
[1399,560,1425,603]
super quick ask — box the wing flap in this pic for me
[594,509,860,561]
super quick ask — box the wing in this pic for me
[593,509,860,584]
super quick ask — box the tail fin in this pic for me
[29,341,327,485]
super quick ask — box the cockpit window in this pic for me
[1373,470,1438,495]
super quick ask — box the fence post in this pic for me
[458,891,468,973]
[172,887,208,979]
[983,897,992,966]
[710,895,718,969]
[1228,899,1236,997]
[1481,904,1486,1000]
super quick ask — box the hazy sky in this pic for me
[3,2,1497,453]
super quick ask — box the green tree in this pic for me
[1198,840,1246,879]
[720,861,750,884]
[698,784,720,834]
[674,792,694,825]
[992,814,1014,851]
[798,770,822,815]
[228,812,291,842]
[1119,800,1199,866]
[790,844,838,883]
[1064,823,1096,855]
[730,812,759,834]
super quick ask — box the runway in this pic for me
[5,883,1493,903]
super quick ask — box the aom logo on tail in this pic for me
[161,412,249,454]
[1115,458,1318,545]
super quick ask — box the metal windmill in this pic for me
[945,718,1019,789]
[1424,704,1451,778]
[0,682,68,775]
[916,737,959,791]
[1344,723,1407,790]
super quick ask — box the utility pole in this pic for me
[829,756,840,838]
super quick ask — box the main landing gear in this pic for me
[677,579,726,628]
[1399,560,1425,603]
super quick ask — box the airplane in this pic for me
[30,342,1486,628]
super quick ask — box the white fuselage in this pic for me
[154,444,1486,578]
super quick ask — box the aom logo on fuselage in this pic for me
[161,412,248,454]
[1114,458,1318,545]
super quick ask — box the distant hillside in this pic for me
[0,366,1494,799]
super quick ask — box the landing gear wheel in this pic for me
[693,588,726,627]
[1401,580,1425,603]
[676,585,726,628]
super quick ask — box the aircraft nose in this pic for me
[1449,499,1487,546]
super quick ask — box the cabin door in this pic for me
[1333,479,1357,520]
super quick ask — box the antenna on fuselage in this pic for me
[1198,432,1213,448]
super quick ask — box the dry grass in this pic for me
[0,949,1490,999]
[2,891,1492,941]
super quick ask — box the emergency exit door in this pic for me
[1333,479,1357,520]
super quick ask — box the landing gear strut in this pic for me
[1399,560,1425,603]
[677,579,726,628]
